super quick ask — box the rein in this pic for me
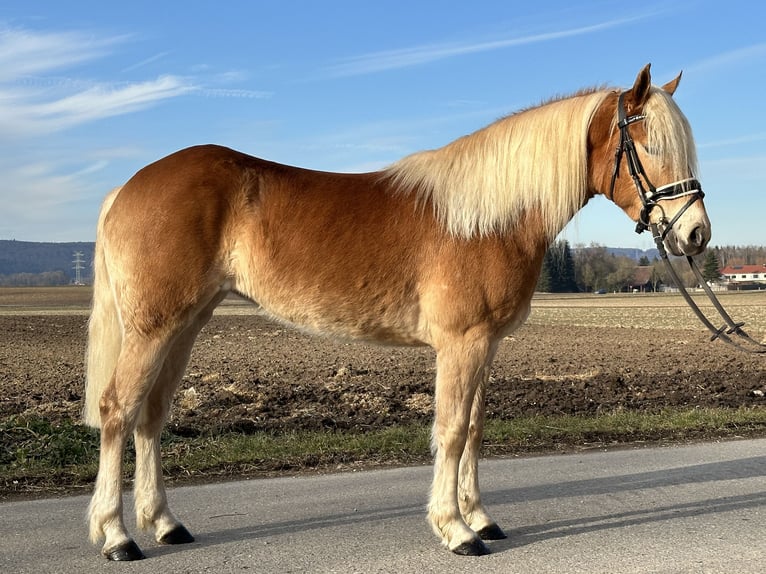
[610,91,766,354]
[650,224,766,353]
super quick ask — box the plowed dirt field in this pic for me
[2,288,764,436]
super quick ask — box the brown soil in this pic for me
[2,313,765,435]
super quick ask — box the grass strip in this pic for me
[2,407,765,498]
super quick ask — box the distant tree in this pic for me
[638,255,651,266]
[574,244,608,292]
[536,252,552,292]
[605,257,638,292]
[550,240,578,292]
[538,240,578,292]
[712,244,766,267]
[650,260,666,292]
[701,250,722,283]
[0,271,69,286]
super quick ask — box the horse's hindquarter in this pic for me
[102,146,244,334]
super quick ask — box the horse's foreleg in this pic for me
[88,336,169,561]
[457,370,506,540]
[428,339,494,556]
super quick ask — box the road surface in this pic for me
[1,438,764,573]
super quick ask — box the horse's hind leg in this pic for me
[458,370,506,541]
[88,333,174,560]
[133,295,224,546]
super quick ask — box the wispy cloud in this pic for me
[0,25,126,81]
[0,75,194,136]
[197,87,273,99]
[686,43,766,76]
[121,51,171,73]
[323,14,653,78]
[0,24,271,137]
[698,131,766,149]
[1,162,97,240]
[34,75,193,121]
[0,25,195,136]
[698,154,766,187]
[285,103,516,173]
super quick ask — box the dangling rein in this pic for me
[649,224,766,353]
[611,91,766,354]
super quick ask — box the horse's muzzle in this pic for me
[661,210,711,256]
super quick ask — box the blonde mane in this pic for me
[643,87,698,180]
[384,90,611,239]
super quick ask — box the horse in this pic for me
[83,64,710,560]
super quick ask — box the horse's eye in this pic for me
[641,143,661,156]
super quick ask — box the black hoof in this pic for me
[159,524,195,545]
[451,537,490,556]
[105,540,145,561]
[476,523,507,540]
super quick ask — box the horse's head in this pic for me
[590,64,710,256]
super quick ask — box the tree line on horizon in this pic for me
[536,241,760,293]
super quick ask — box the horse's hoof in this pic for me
[451,537,490,556]
[159,524,195,545]
[105,540,145,561]
[476,523,507,540]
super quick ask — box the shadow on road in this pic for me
[152,454,765,557]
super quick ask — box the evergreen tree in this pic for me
[554,240,578,292]
[536,250,553,292]
[538,240,578,292]
[701,250,721,283]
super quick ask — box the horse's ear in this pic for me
[661,71,682,96]
[625,63,652,112]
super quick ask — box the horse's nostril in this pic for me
[690,226,707,248]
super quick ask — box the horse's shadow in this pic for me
[146,454,766,558]
[488,454,766,552]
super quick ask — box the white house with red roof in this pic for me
[720,264,766,286]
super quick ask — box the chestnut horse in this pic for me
[84,65,710,560]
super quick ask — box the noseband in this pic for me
[608,91,704,238]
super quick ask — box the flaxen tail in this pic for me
[83,187,124,429]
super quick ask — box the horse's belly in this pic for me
[256,294,427,346]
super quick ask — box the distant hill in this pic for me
[572,246,660,262]
[605,247,660,262]
[0,240,95,285]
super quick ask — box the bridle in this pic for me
[608,91,704,238]
[605,90,765,354]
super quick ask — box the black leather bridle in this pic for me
[608,91,704,238]
[607,90,765,353]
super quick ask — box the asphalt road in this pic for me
[2,438,765,573]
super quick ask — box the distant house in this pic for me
[720,264,766,289]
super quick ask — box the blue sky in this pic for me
[1,0,764,248]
